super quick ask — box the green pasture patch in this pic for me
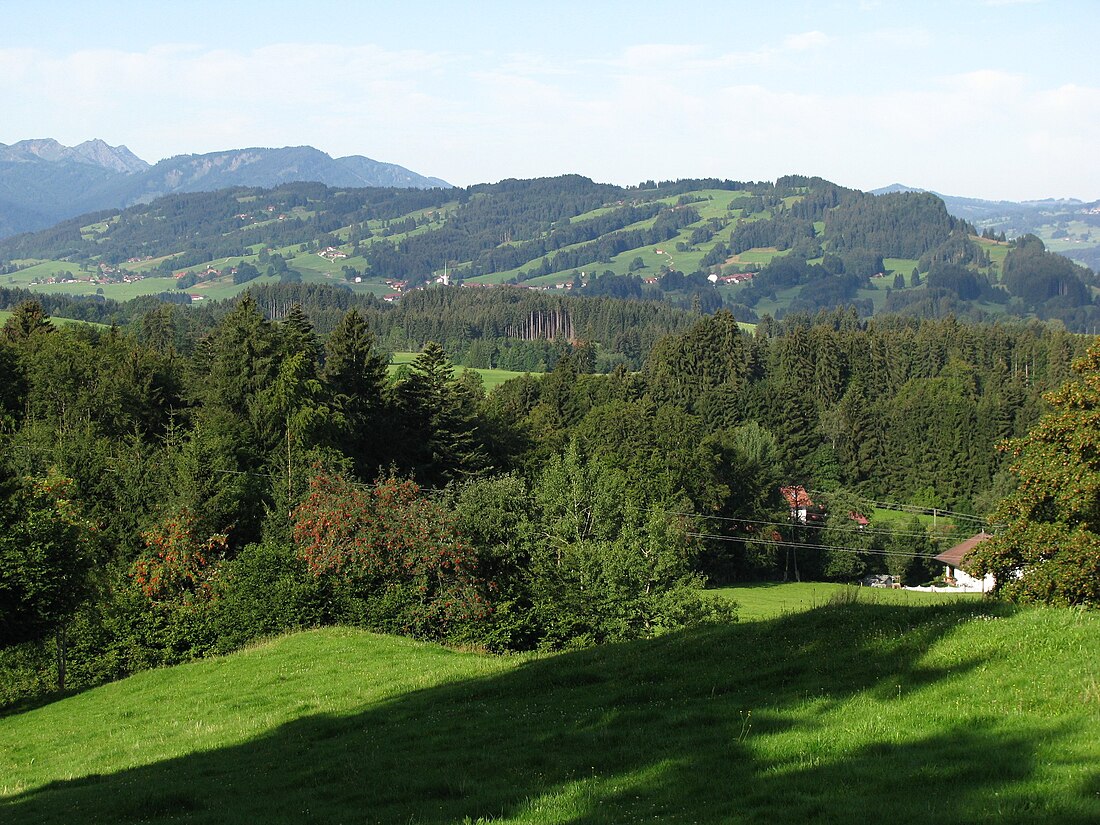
[274,255,344,280]
[732,281,802,317]
[5,260,85,282]
[857,283,894,312]
[387,351,535,392]
[470,230,721,288]
[730,247,781,265]
[973,237,1013,280]
[0,629,516,805]
[559,204,619,224]
[188,274,281,302]
[121,254,181,274]
[707,581,978,621]
[469,367,537,393]
[78,216,117,238]
[459,267,512,286]
[883,257,919,275]
[55,316,110,330]
[13,276,183,301]
[657,189,750,221]
[345,280,393,297]
[0,309,109,330]
[4,605,1096,823]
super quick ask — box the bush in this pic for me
[293,471,491,640]
[211,542,331,652]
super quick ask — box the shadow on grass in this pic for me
[4,601,1096,824]
[0,685,88,721]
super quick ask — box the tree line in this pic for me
[0,289,1090,706]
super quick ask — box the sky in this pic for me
[2,0,1098,201]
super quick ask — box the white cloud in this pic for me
[948,69,1026,97]
[784,31,829,51]
[869,27,932,49]
[0,44,460,161]
[1,27,1098,200]
[1039,82,1100,111]
[497,53,576,77]
[612,44,707,72]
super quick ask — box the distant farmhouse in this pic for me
[780,486,823,524]
[934,532,995,592]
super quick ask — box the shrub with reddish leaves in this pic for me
[132,508,227,604]
[293,471,489,638]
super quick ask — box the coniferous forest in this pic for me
[0,277,1090,704]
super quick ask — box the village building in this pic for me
[933,532,995,592]
[779,485,822,524]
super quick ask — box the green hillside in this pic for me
[4,174,1096,330]
[3,600,1098,824]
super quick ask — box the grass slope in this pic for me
[3,597,1098,824]
[0,309,109,330]
[709,582,980,621]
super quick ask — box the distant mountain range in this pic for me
[0,139,452,238]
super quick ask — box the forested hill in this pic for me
[2,173,1098,331]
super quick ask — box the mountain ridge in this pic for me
[0,139,452,238]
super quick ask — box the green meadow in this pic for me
[709,581,980,621]
[388,351,536,392]
[4,247,394,303]
[4,263,184,301]
[2,595,1097,824]
[0,309,108,330]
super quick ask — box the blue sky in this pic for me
[2,0,1097,200]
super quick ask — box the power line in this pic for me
[685,531,939,560]
[664,510,983,541]
[808,490,986,523]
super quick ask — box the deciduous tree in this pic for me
[969,340,1100,605]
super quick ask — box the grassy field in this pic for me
[709,581,980,621]
[884,257,921,277]
[2,596,1097,824]
[4,249,394,304]
[3,267,185,301]
[0,309,109,330]
[389,351,535,392]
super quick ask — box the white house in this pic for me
[933,532,995,592]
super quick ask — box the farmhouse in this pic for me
[716,272,754,284]
[780,485,821,524]
[934,532,994,592]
